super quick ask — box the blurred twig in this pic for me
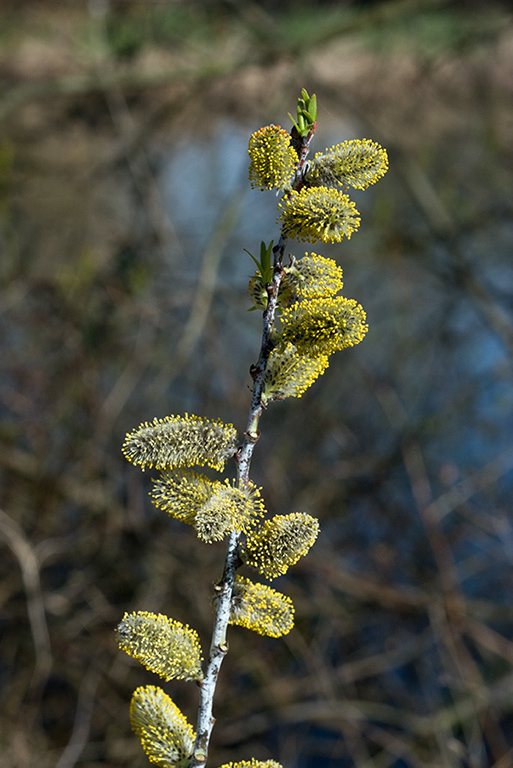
[0,508,52,687]
[0,62,235,124]
[55,665,101,768]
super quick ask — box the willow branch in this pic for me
[190,127,314,767]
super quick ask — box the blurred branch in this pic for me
[147,186,245,401]
[313,553,513,623]
[424,447,513,523]
[0,508,52,687]
[55,665,101,768]
[465,618,513,667]
[221,673,513,744]
[390,149,513,354]
[391,390,512,763]
[295,0,454,51]
[0,445,117,511]
[0,61,235,124]
[227,0,454,57]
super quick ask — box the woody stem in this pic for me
[190,128,314,767]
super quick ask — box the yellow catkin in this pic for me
[130,685,195,768]
[228,576,294,637]
[279,187,360,243]
[281,297,368,357]
[151,471,265,542]
[242,513,319,579]
[289,253,344,299]
[116,612,203,681]
[263,343,329,401]
[217,761,284,768]
[248,124,297,190]
[306,138,389,191]
[122,413,238,472]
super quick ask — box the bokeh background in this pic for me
[1,1,513,766]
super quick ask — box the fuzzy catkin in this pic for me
[218,762,284,768]
[281,297,368,357]
[248,124,297,190]
[151,471,265,542]
[282,253,344,299]
[279,187,360,243]
[122,414,238,472]
[116,612,204,682]
[241,512,319,579]
[263,343,329,401]
[305,138,389,191]
[130,685,195,768]
[228,577,294,637]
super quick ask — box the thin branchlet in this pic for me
[190,129,316,768]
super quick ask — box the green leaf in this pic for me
[290,89,317,138]
[244,241,274,285]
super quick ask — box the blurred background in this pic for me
[1,0,513,766]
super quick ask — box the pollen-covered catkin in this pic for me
[305,138,388,191]
[279,187,360,243]
[263,343,329,401]
[130,685,196,768]
[281,297,368,357]
[227,576,294,637]
[282,253,344,300]
[116,612,204,681]
[122,413,238,472]
[241,512,319,579]
[248,124,298,191]
[217,761,284,768]
[151,471,265,542]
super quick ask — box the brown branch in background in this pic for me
[0,508,52,687]
[390,396,511,763]
[55,666,101,768]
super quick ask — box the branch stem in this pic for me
[190,126,315,767]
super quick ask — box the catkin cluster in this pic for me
[259,251,369,402]
[247,125,387,402]
[117,410,318,766]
